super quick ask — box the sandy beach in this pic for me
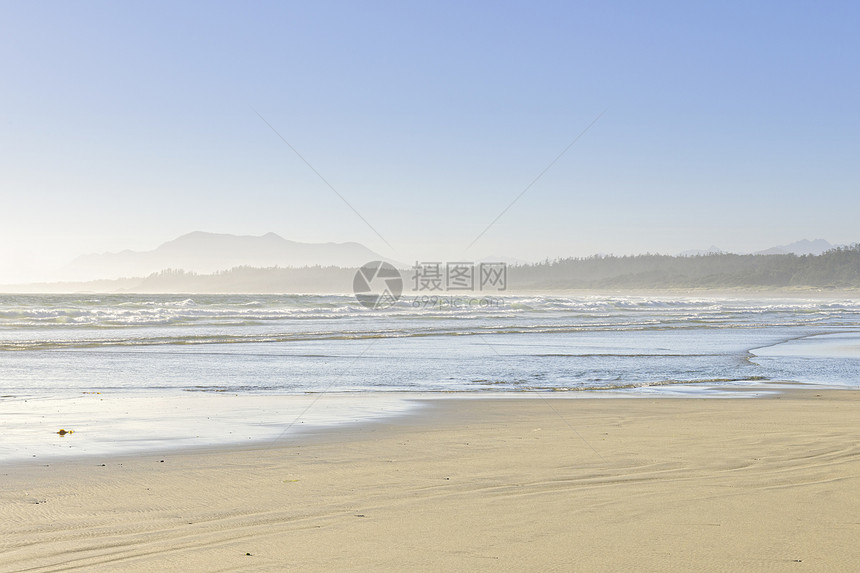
[2,389,858,572]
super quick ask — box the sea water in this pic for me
[1,294,859,460]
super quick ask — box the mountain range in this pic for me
[2,233,855,293]
[680,239,837,257]
[753,239,835,256]
[62,232,386,280]
[40,233,852,285]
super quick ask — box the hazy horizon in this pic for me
[0,230,849,286]
[3,2,859,283]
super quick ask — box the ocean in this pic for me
[2,293,859,460]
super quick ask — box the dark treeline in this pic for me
[132,246,860,291]
[508,245,860,289]
[130,265,356,293]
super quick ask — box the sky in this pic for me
[1,0,859,282]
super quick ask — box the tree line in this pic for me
[507,245,860,289]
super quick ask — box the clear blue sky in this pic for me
[1,0,858,281]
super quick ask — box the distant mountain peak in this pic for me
[755,239,835,256]
[62,232,386,281]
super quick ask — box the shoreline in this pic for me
[2,388,858,571]
[0,380,820,466]
[0,383,842,469]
